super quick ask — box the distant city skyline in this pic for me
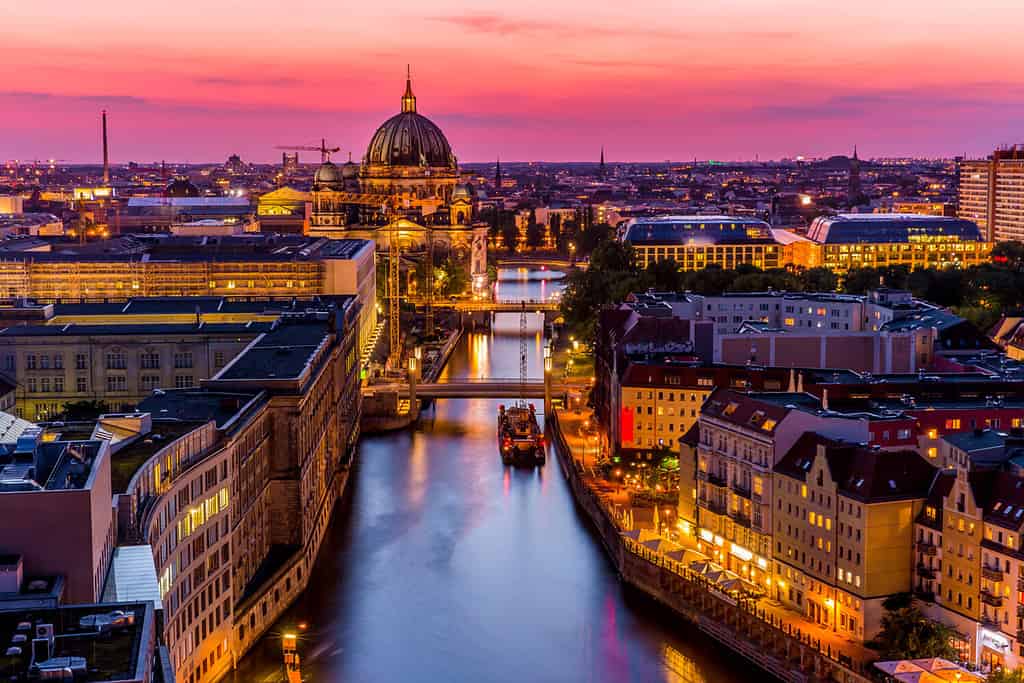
[3,0,1023,163]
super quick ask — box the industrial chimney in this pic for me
[102,109,110,185]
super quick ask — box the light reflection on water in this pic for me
[232,270,755,683]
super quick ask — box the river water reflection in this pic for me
[234,270,755,682]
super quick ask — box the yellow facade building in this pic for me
[774,434,933,640]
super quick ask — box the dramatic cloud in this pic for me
[2,1,1023,161]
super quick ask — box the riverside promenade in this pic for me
[549,409,877,683]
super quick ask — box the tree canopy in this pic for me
[865,593,958,661]
[559,241,1024,343]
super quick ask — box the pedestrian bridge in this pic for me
[406,299,559,313]
[363,377,571,399]
[497,256,583,269]
[452,300,559,313]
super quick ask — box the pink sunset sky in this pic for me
[2,0,1023,163]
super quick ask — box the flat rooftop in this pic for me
[0,602,151,681]
[0,321,272,338]
[1,235,373,263]
[136,391,262,433]
[107,421,204,494]
[215,320,331,382]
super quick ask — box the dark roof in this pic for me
[622,216,776,246]
[366,112,455,169]
[137,390,262,430]
[679,423,700,447]
[0,322,271,337]
[806,214,984,244]
[984,472,1024,530]
[776,432,936,503]
[918,470,956,529]
[47,295,358,318]
[702,388,791,434]
[214,321,331,382]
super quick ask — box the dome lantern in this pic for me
[401,65,417,114]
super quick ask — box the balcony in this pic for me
[706,472,727,487]
[1018,604,1024,619]
[981,590,1004,608]
[916,564,936,580]
[704,499,728,516]
[981,612,1000,628]
[732,482,751,498]
[916,540,937,556]
[732,513,752,528]
[982,565,1005,582]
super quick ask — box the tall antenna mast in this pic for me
[101,110,110,184]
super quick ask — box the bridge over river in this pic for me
[233,266,755,683]
[362,376,586,400]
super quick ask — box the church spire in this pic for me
[495,156,503,189]
[599,146,606,178]
[401,64,417,113]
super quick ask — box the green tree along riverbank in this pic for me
[560,240,1024,343]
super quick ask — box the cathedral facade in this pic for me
[307,74,487,294]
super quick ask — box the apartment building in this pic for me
[693,390,885,588]
[773,434,934,640]
[118,306,362,683]
[915,429,1024,671]
[959,148,1024,242]
[614,363,792,455]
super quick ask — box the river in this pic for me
[233,269,755,682]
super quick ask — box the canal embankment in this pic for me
[548,409,876,683]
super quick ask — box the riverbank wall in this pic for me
[547,410,874,683]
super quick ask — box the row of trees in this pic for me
[481,207,608,255]
[560,240,1024,342]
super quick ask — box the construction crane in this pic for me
[274,139,341,163]
[519,302,528,407]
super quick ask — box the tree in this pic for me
[866,593,958,660]
[550,213,562,250]
[987,668,1024,683]
[992,241,1024,270]
[577,222,613,255]
[641,259,685,292]
[525,209,544,249]
[500,214,518,253]
[61,400,110,421]
[801,267,839,292]
[559,240,640,342]
[436,256,468,297]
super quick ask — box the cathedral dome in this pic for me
[341,156,358,179]
[314,161,341,188]
[364,76,455,170]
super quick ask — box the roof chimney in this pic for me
[102,110,110,185]
[821,388,829,411]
